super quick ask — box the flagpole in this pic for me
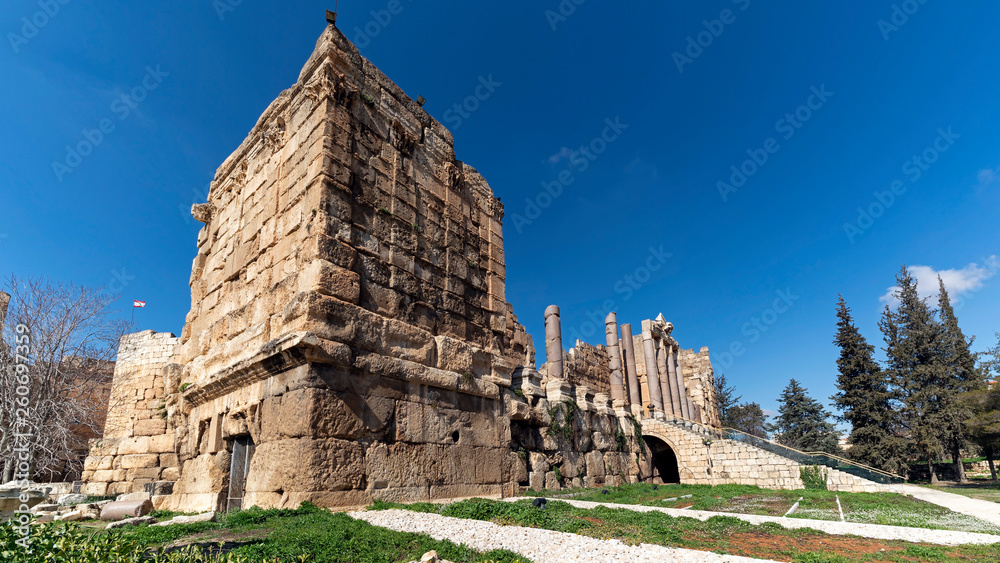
[131,305,135,324]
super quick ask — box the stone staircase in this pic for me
[640,417,904,493]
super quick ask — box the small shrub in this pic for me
[799,466,828,491]
[615,431,628,453]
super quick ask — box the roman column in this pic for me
[544,305,564,379]
[604,312,626,405]
[620,323,642,411]
[640,320,664,416]
[675,354,691,420]
[665,346,684,418]
[655,341,675,417]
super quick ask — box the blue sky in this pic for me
[2,1,998,423]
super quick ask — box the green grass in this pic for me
[922,480,1000,504]
[373,497,1000,562]
[521,482,1000,534]
[2,503,528,563]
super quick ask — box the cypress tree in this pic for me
[964,333,1000,480]
[831,295,906,474]
[714,373,742,428]
[880,265,947,483]
[773,379,841,454]
[937,277,984,482]
[728,402,770,439]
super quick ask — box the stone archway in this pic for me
[644,435,680,484]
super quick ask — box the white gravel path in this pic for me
[513,498,1000,546]
[899,484,1000,526]
[350,509,779,563]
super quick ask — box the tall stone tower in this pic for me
[82,22,724,512]
[84,23,528,510]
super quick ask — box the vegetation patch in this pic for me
[2,502,526,563]
[522,482,1000,534]
[799,465,828,490]
[376,497,1000,562]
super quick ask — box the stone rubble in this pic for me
[151,511,217,526]
[106,515,157,529]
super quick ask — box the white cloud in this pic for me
[546,147,574,164]
[879,256,1000,306]
[762,408,778,418]
[624,157,660,180]
[977,167,1000,189]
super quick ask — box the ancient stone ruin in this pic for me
[81,24,899,512]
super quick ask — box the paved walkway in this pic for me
[352,508,779,563]
[501,498,1000,546]
[899,483,1000,526]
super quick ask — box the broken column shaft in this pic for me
[656,342,675,417]
[620,323,642,410]
[665,346,684,417]
[640,320,664,415]
[674,354,692,420]
[604,312,626,405]
[544,305,564,379]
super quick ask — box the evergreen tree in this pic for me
[830,295,906,474]
[772,379,840,453]
[880,266,948,483]
[728,402,769,439]
[714,373,742,428]
[937,277,984,482]
[963,333,1000,481]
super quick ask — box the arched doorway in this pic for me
[644,436,680,484]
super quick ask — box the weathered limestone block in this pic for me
[100,499,152,521]
[260,387,367,441]
[249,438,365,494]
[528,471,544,491]
[300,258,361,304]
[528,452,549,474]
[544,471,560,490]
[134,419,167,437]
[148,434,176,454]
[585,450,606,477]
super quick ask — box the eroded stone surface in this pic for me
[78,22,894,514]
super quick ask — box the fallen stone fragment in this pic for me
[57,493,90,505]
[31,504,60,513]
[106,516,156,529]
[55,510,83,522]
[152,512,217,526]
[101,499,153,521]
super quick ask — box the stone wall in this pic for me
[641,419,901,494]
[80,23,766,511]
[82,331,179,497]
[678,347,719,427]
[86,24,529,512]
[509,369,649,492]
[561,340,612,397]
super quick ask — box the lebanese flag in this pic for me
[133,300,146,308]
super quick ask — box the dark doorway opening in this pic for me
[227,435,256,511]
[644,436,680,484]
